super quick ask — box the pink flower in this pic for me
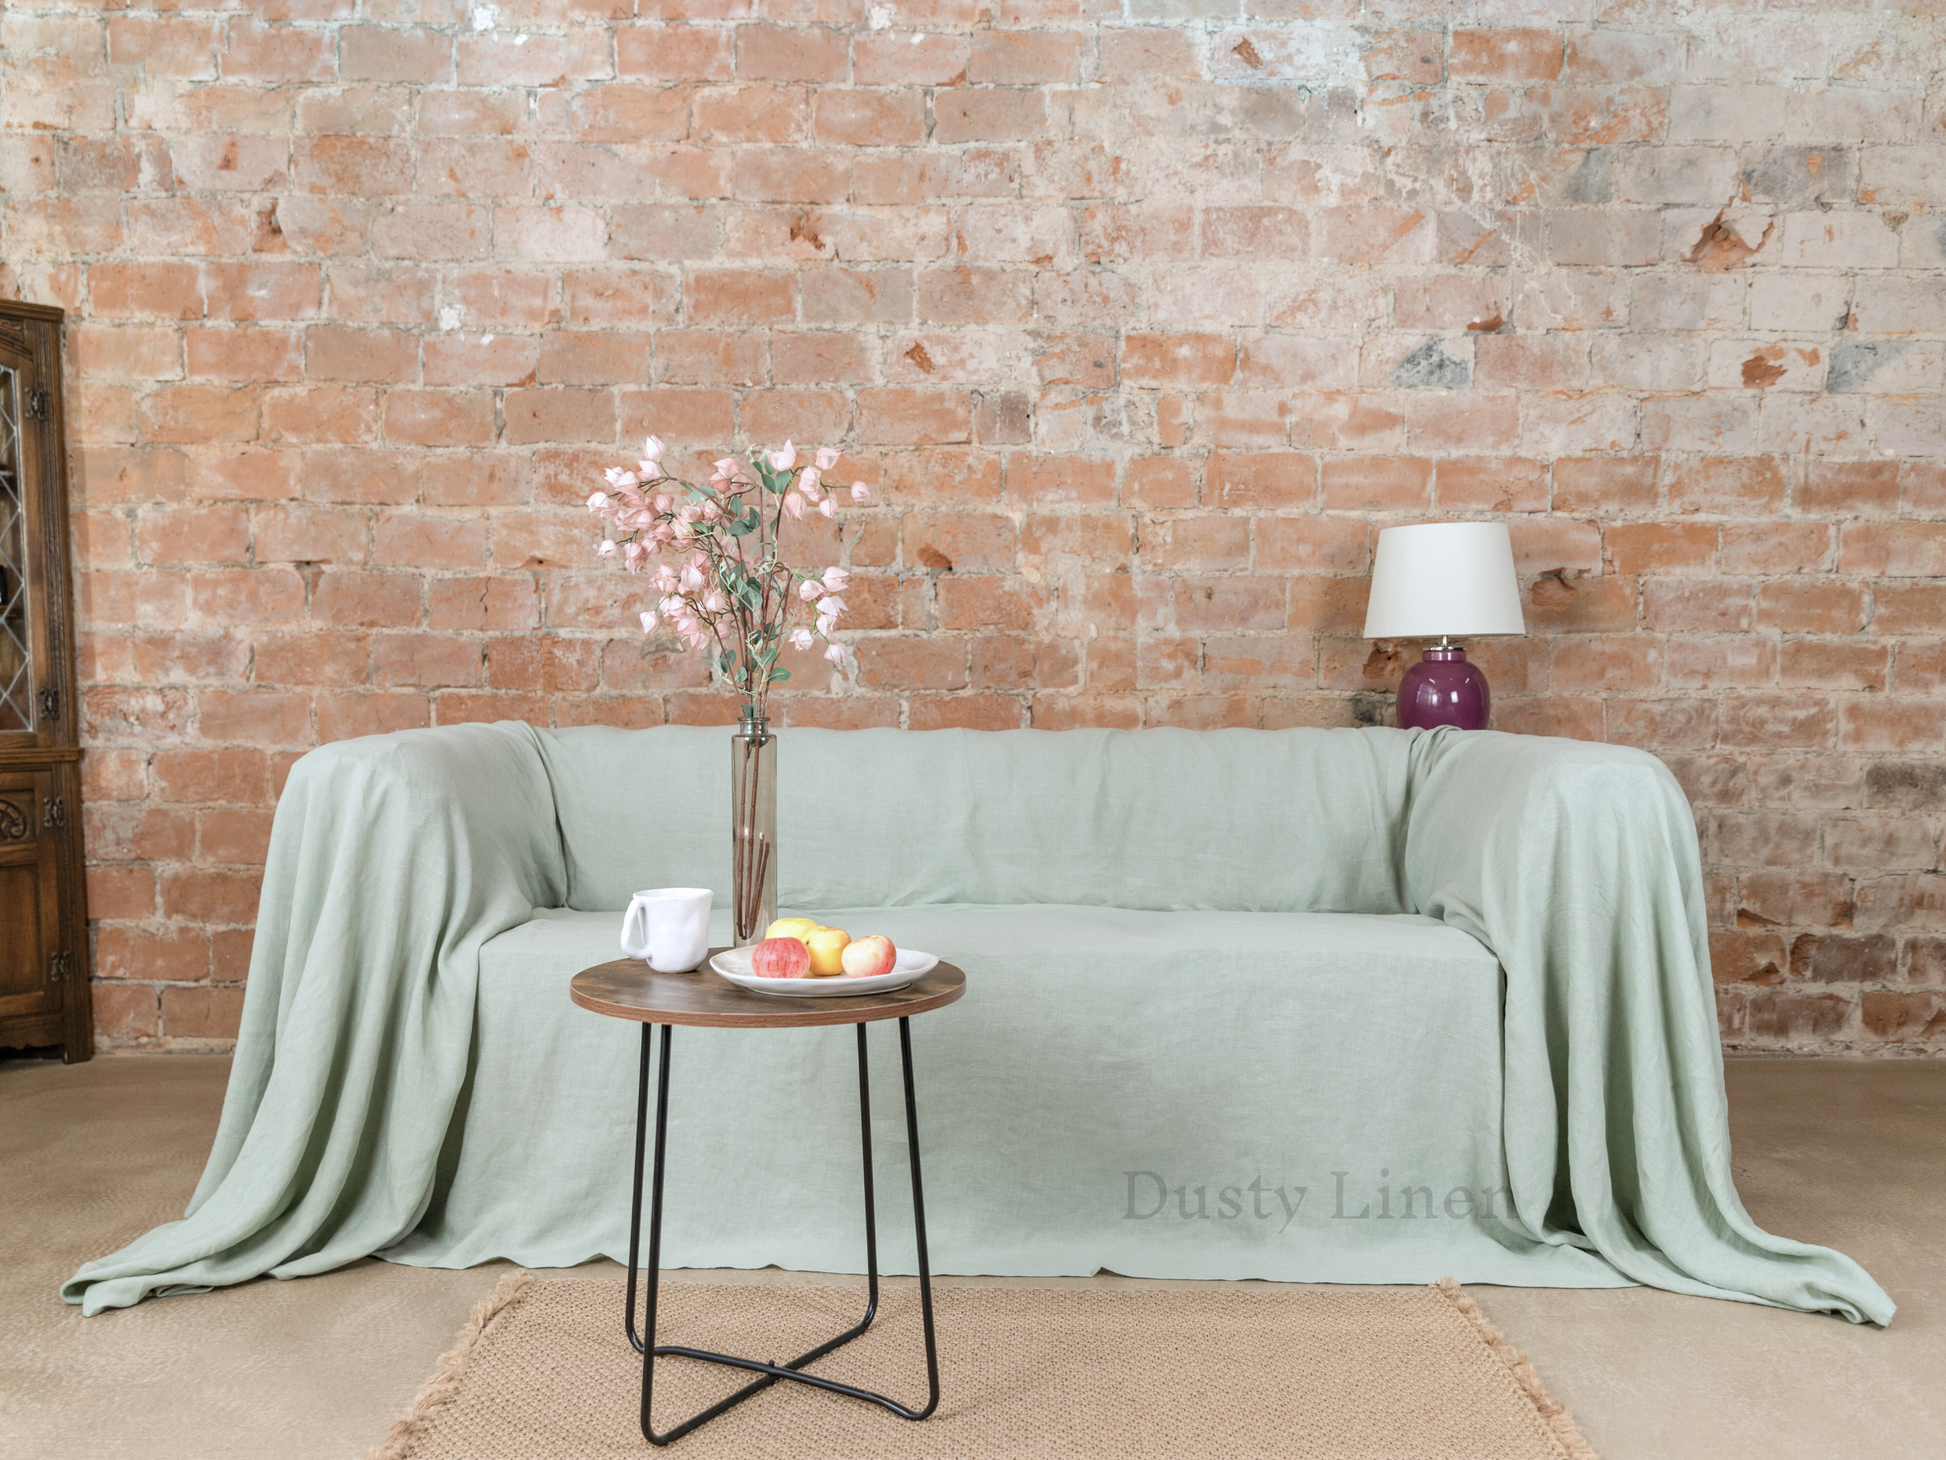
[678,503,702,523]
[789,626,814,650]
[818,496,836,518]
[824,643,845,666]
[816,595,847,618]
[713,457,740,476]
[799,579,822,602]
[679,563,705,594]
[797,467,822,497]
[596,539,618,558]
[815,446,841,471]
[782,490,806,520]
[850,482,871,502]
[652,493,673,514]
[587,491,610,514]
[641,435,666,464]
[822,566,849,592]
[767,440,796,471]
[653,566,679,592]
[640,610,657,633]
[623,541,649,570]
[703,588,730,613]
[816,613,837,636]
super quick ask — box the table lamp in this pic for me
[1361,522,1526,731]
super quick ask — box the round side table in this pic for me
[570,953,967,1447]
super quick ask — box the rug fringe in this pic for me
[366,1268,536,1460]
[1433,1278,1600,1460]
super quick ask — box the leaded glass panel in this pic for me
[0,364,30,732]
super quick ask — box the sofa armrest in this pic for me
[1400,728,1891,1323]
[63,722,567,1314]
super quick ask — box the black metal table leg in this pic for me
[624,1017,940,1445]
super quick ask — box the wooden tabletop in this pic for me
[571,950,966,1029]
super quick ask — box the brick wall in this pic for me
[4,4,1942,1055]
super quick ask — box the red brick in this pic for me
[198,687,312,745]
[382,389,497,448]
[1605,521,1717,574]
[93,984,160,1042]
[1801,460,1900,515]
[317,691,430,742]
[162,864,263,922]
[504,388,617,445]
[1668,457,1789,515]
[153,747,271,804]
[141,386,259,445]
[1449,28,1563,83]
[1755,580,1870,635]
[815,89,926,147]
[254,631,370,687]
[1840,523,1946,578]
[1862,992,1946,1042]
[1320,456,1432,511]
[1436,457,1549,512]
[618,24,733,81]
[136,506,250,565]
[307,325,418,384]
[736,24,849,83]
[96,924,209,983]
[1710,930,1787,986]
[1720,695,1836,751]
[86,865,156,922]
[189,568,307,625]
[303,449,419,505]
[311,570,423,627]
[160,986,246,1042]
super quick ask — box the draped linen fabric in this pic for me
[64,724,1892,1325]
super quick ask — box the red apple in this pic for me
[841,934,897,978]
[751,937,811,979]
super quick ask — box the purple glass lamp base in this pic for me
[1396,646,1490,731]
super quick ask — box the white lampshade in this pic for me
[1362,522,1526,640]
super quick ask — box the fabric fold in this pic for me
[1403,728,1893,1325]
[62,724,566,1315]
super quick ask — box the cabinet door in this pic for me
[0,769,62,1017]
[0,333,51,743]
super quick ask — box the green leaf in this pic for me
[768,667,791,683]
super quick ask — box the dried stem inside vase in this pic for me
[731,719,777,945]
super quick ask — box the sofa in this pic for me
[65,723,1892,1324]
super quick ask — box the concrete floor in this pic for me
[1,1056,1940,1460]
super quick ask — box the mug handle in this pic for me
[619,897,651,960]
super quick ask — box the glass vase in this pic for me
[730,715,777,945]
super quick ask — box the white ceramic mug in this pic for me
[619,887,712,973]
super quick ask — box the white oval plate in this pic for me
[710,945,939,998]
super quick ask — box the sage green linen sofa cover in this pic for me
[63,724,1893,1325]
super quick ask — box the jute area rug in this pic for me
[371,1273,1596,1460]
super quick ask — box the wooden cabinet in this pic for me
[0,301,91,1061]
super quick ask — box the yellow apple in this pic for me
[804,926,850,976]
[841,935,897,978]
[764,917,820,944]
